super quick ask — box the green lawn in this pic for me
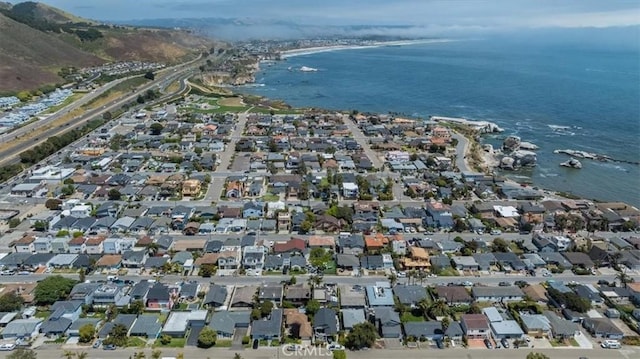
[569,338,579,347]
[35,310,51,319]
[154,337,186,348]
[437,268,460,276]
[215,340,233,347]
[41,93,84,114]
[126,337,147,348]
[261,194,280,202]
[401,312,425,323]
[323,261,337,275]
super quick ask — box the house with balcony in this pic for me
[242,246,266,270]
[182,179,202,197]
[460,314,491,339]
[92,284,127,307]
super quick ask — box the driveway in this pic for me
[186,325,204,346]
[574,330,593,349]
[232,328,248,350]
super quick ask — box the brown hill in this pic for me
[0,2,212,93]
[0,12,102,93]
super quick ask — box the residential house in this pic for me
[209,311,251,339]
[251,308,283,341]
[394,285,428,307]
[582,317,624,339]
[460,314,491,339]
[404,321,444,342]
[314,308,339,341]
[284,309,313,340]
[472,286,524,303]
[373,307,402,338]
[435,286,473,306]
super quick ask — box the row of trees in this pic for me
[19,119,105,165]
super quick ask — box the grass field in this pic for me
[126,337,147,348]
[154,337,186,348]
[41,93,84,114]
[401,312,426,323]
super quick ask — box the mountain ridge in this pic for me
[0,1,212,94]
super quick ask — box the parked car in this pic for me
[498,281,512,286]
[252,339,259,349]
[92,340,102,349]
[103,344,116,350]
[328,344,344,351]
[0,344,15,351]
[286,344,302,351]
[501,338,510,348]
[435,339,444,349]
[484,339,493,349]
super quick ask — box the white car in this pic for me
[327,344,344,351]
[397,271,407,278]
[0,344,15,351]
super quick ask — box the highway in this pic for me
[0,54,204,167]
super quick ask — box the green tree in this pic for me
[345,322,377,350]
[387,272,398,287]
[616,271,634,288]
[7,349,37,359]
[78,323,96,343]
[197,327,217,348]
[104,323,128,347]
[34,275,78,305]
[75,352,88,359]
[260,300,274,317]
[491,238,510,253]
[149,122,164,135]
[332,351,346,359]
[159,334,172,345]
[107,188,122,201]
[78,268,86,283]
[126,300,145,315]
[151,349,162,359]
[305,299,320,318]
[0,291,24,312]
[526,353,550,359]
[427,299,451,319]
[199,263,217,277]
[144,71,155,80]
[63,351,74,359]
[8,218,21,228]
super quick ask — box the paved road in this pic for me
[341,114,383,169]
[1,272,634,287]
[452,132,471,172]
[0,345,636,359]
[205,113,249,202]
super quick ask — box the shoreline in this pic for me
[280,39,456,59]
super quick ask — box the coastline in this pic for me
[280,39,456,59]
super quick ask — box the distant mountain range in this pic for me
[0,1,212,93]
[118,17,433,41]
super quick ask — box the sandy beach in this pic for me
[280,39,455,59]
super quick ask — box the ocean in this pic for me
[241,31,640,206]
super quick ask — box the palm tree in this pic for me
[308,274,323,289]
[146,243,160,256]
[176,353,184,359]
[616,271,634,288]
[134,352,146,359]
[387,272,398,287]
[75,352,88,359]
[63,351,75,359]
[233,354,243,359]
[427,299,451,319]
[417,298,431,319]
[415,270,426,285]
[609,252,623,270]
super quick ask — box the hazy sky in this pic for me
[23,0,640,28]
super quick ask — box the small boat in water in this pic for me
[300,66,318,72]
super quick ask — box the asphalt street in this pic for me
[0,346,637,359]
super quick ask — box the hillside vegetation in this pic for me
[0,1,211,94]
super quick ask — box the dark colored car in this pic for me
[484,339,493,349]
[252,339,259,349]
[103,344,116,350]
[435,339,444,349]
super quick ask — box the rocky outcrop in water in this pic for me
[502,136,521,152]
